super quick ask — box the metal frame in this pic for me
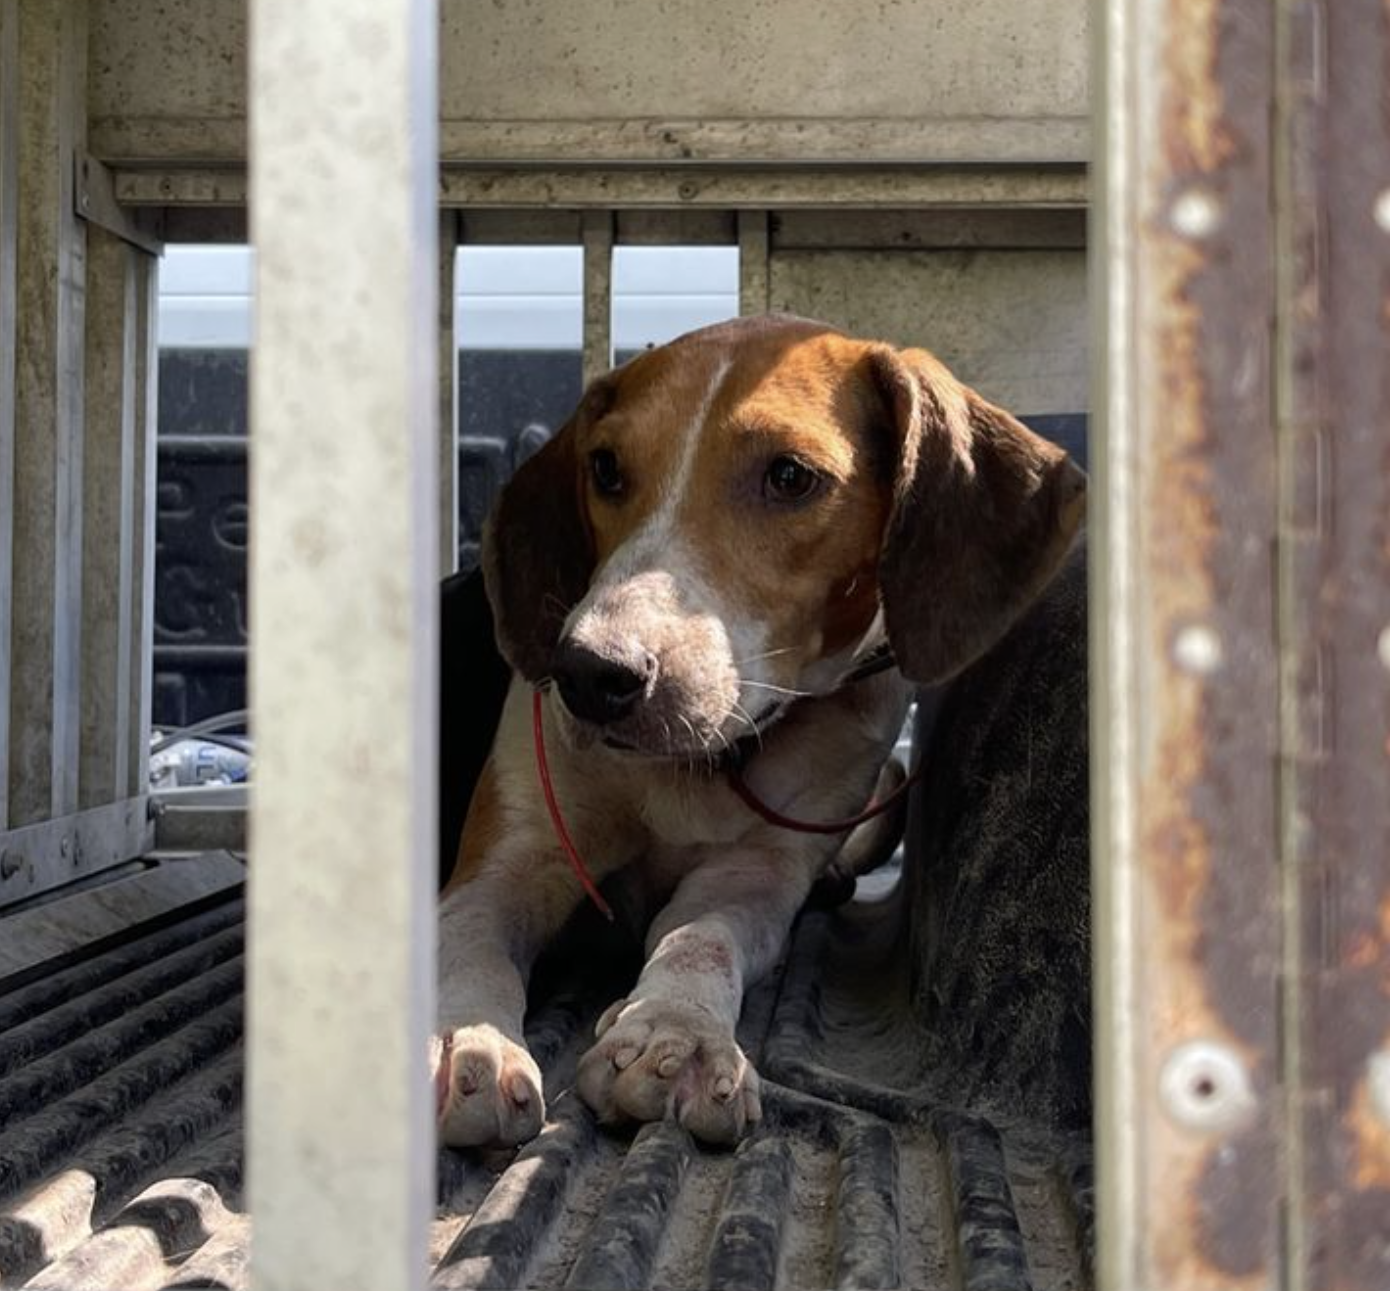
[1095,2,1390,1288]
[1,0,157,907]
[245,3,438,1289]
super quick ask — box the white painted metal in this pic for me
[247,3,438,1290]
[1091,1,1143,1286]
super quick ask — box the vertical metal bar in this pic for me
[248,2,438,1290]
[127,245,157,797]
[1094,1,1283,1287]
[0,0,18,828]
[78,228,138,806]
[9,0,86,825]
[1277,4,1390,1289]
[439,210,459,574]
[581,210,613,388]
[737,210,770,315]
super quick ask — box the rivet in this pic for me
[677,180,698,201]
[1173,624,1223,674]
[1171,188,1222,239]
[1160,1041,1256,1132]
[1377,625,1390,672]
[1373,189,1390,235]
[1369,1050,1390,1127]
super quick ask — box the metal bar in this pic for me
[9,0,87,825]
[581,210,613,387]
[89,115,1091,170]
[1276,4,1390,1289]
[151,785,247,855]
[111,166,1091,212]
[128,240,157,798]
[439,210,458,574]
[1094,1,1283,1287]
[0,796,155,911]
[737,210,769,315]
[247,4,438,1291]
[0,0,18,829]
[78,228,137,808]
[74,153,161,255]
[770,209,1088,250]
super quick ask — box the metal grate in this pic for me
[0,884,1091,1291]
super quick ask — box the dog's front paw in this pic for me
[575,997,762,1145]
[434,1024,544,1148]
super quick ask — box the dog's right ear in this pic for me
[480,377,613,682]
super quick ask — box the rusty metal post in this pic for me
[1276,3,1390,1289]
[1094,0,1283,1286]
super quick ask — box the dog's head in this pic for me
[482,314,1085,757]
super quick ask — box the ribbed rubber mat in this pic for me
[0,888,1092,1291]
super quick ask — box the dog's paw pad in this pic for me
[575,998,761,1145]
[435,1024,545,1148]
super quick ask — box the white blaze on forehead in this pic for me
[584,354,733,590]
[564,354,768,669]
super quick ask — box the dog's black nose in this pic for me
[551,640,656,726]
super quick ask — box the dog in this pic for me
[433,314,1086,1148]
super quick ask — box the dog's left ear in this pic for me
[481,376,615,681]
[868,345,1087,685]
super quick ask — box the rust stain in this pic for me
[1136,0,1279,1284]
[1161,0,1239,174]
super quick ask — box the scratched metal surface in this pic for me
[0,876,1094,1291]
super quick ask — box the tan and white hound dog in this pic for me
[435,314,1085,1148]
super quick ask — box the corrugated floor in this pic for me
[0,882,1092,1291]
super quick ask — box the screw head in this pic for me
[1160,1040,1256,1133]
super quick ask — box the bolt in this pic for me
[1369,1050,1390,1127]
[1171,187,1222,240]
[1374,189,1390,235]
[677,180,698,201]
[1173,623,1223,674]
[1160,1040,1256,1133]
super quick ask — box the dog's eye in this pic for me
[762,455,821,503]
[590,448,625,497]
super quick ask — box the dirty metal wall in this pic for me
[0,0,157,906]
[84,0,1089,167]
[765,248,1087,416]
[1094,2,1390,1289]
[1279,4,1390,1289]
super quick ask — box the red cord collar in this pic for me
[532,688,919,917]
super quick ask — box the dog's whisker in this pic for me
[732,646,796,667]
[740,680,812,698]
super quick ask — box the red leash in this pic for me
[533,689,919,916]
[725,761,922,834]
[533,690,615,920]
